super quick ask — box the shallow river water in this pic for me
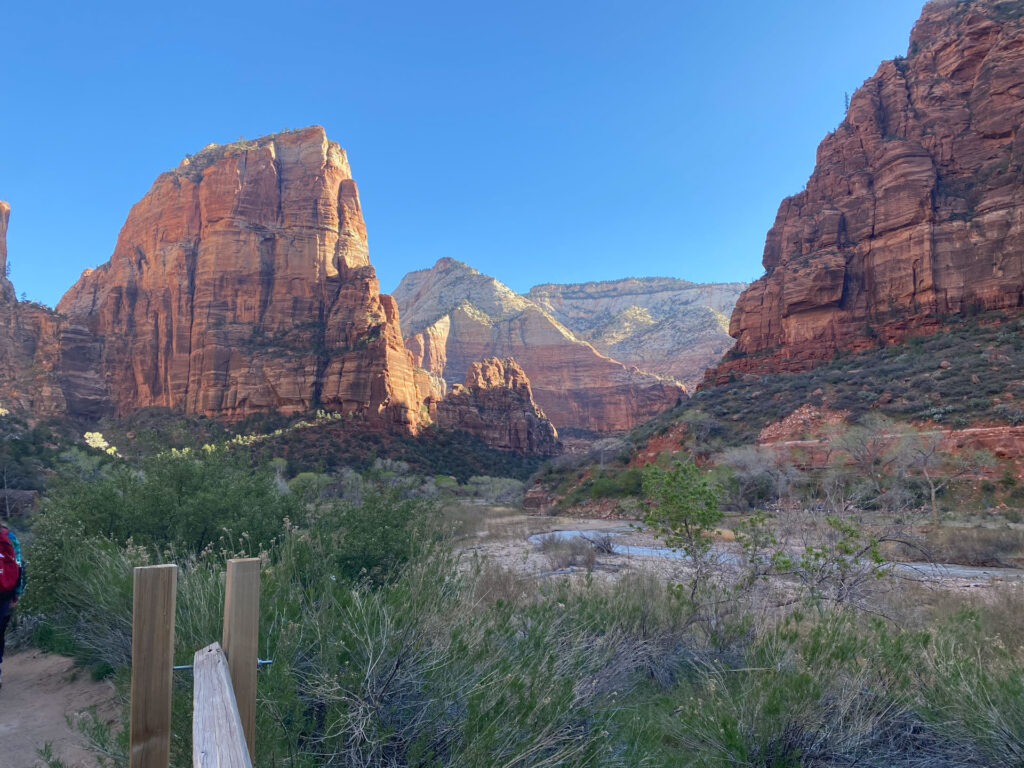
[529,528,1024,583]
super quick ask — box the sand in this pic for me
[0,650,118,768]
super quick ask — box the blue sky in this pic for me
[1,0,926,307]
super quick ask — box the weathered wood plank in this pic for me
[193,642,253,768]
[130,564,177,768]
[221,557,260,761]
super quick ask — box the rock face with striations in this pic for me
[717,0,1024,380]
[0,203,66,416]
[433,357,559,454]
[527,278,746,389]
[394,258,686,433]
[56,127,424,428]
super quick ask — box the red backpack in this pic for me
[0,527,20,595]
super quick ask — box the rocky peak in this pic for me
[716,0,1024,380]
[434,357,558,454]
[0,203,66,415]
[0,201,9,269]
[463,356,533,394]
[53,127,422,425]
[395,257,536,336]
[0,201,13,302]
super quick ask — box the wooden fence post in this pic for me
[130,564,177,768]
[221,557,260,761]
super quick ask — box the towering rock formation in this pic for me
[433,358,559,454]
[527,278,746,389]
[394,258,686,433]
[56,127,424,428]
[718,0,1024,379]
[0,203,65,416]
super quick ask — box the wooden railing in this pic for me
[193,642,252,768]
[129,558,261,768]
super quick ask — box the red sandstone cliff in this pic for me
[55,127,424,428]
[716,0,1024,380]
[0,203,66,416]
[433,358,559,454]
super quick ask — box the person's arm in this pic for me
[9,530,23,602]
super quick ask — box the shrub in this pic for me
[310,482,439,585]
[588,468,643,499]
[40,448,299,553]
[537,534,597,571]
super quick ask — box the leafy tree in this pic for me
[315,481,438,585]
[642,460,722,599]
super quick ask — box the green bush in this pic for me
[588,468,643,499]
[39,447,299,554]
[310,482,438,585]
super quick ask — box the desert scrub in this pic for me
[536,533,598,571]
[27,526,1024,767]
[26,456,1024,767]
[619,612,991,768]
[629,312,1024,454]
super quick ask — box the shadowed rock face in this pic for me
[55,127,424,428]
[394,258,687,433]
[717,0,1024,380]
[433,357,559,454]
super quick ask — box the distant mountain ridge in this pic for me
[394,259,744,433]
[527,277,746,389]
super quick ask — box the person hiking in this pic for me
[0,523,25,691]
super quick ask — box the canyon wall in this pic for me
[527,277,745,389]
[717,0,1024,380]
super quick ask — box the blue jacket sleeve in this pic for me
[9,530,24,599]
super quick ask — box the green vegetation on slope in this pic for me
[94,407,543,482]
[690,312,1024,447]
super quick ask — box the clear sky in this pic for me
[1,0,927,307]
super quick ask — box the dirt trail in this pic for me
[0,650,118,768]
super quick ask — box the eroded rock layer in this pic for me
[395,258,686,433]
[56,127,423,428]
[717,0,1024,380]
[433,358,559,454]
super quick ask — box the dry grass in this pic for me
[883,525,1024,566]
[537,534,598,571]
[469,559,531,606]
